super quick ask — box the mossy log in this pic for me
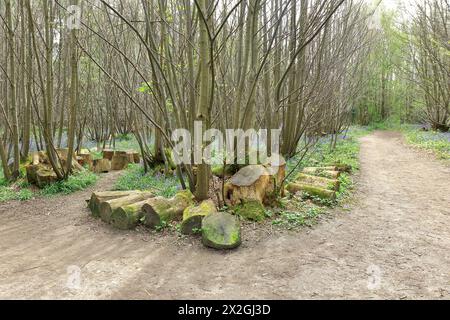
[202,212,241,250]
[88,190,139,217]
[302,167,340,179]
[110,199,150,230]
[93,158,111,173]
[181,199,217,235]
[286,182,336,200]
[142,190,195,228]
[99,191,154,223]
[295,173,340,191]
[103,149,115,160]
[334,163,352,173]
[111,154,130,170]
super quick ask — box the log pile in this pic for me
[87,189,195,230]
[25,149,84,188]
[286,165,350,200]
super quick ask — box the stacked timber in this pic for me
[87,189,195,230]
[286,164,351,200]
[25,149,84,188]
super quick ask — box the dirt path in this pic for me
[1,131,449,300]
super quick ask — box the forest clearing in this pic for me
[0,0,449,302]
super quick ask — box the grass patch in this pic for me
[113,163,180,198]
[0,186,34,202]
[400,125,450,161]
[40,170,98,196]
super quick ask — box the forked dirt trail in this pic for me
[0,131,449,299]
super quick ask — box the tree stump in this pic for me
[103,149,115,160]
[36,167,58,188]
[224,163,285,206]
[111,154,130,170]
[93,159,111,173]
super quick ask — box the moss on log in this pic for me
[180,199,217,235]
[99,191,154,223]
[110,199,150,230]
[286,183,336,200]
[233,199,266,221]
[302,167,340,179]
[295,173,340,191]
[202,212,241,250]
[142,190,195,228]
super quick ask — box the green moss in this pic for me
[201,212,241,250]
[233,199,265,222]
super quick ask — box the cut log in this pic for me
[302,167,340,179]
[111,154,130,170]
[99,191,154,223]
[286,182,336,200]
[36,167,58,188]
[110,199,150,230]
[295,173,340,191]
[180,199,217,235]
[202,212,241,250]
[88,190,139,217]
[93,158,111,173]
[77,151,93,169]
[103,149,115,160]
[128,151,140,164]
[142,190,195,228]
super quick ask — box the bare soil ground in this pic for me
[0,131,449,300]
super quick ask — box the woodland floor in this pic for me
[0,131,449,300]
